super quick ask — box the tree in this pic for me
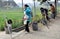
[33,0,36,16]
[33,0,48,16]
[55,0,57,16]
[22,0,23,13]
[37,0,48,4]
[37,0,47,2]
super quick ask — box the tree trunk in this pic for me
[22,0,23,13]
[34,0,36,16]
[55,0,57,16]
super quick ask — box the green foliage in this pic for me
[32,13,42,22]
[0,8,23,31]
[0,7,59,31]
[0,24,5,31]
[12,19,23,29]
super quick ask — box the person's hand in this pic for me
[24,18,27,20]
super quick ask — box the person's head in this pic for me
[40,7,44,10]
[50,4,53,6]
[24,4,29,9]
[7,19,12,24]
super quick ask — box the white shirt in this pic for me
[5,19,12,27]
[40,1,50,9]
[24,11,29,20]
[24,11,28,25]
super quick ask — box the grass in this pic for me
[0,7,42,31]
[0,8,24,31]
[0,6,60,31]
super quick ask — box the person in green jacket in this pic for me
[24,4,32,33]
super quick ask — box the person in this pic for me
[40,7,45,18]
[40,7,48,27]
[5,18,12,34]
[23,4,32,33]
[49,4,56,19]
[40,1,50,21]
[40,1,50,29]
[7,19,12,33]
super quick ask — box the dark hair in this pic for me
[7,19,12,24]
[40,7,44,10]
[41,0,47,5]
[50,4,53,6]
[25,4,29,7]
[42,0,47,2]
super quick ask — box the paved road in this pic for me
[14,16,60,39]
